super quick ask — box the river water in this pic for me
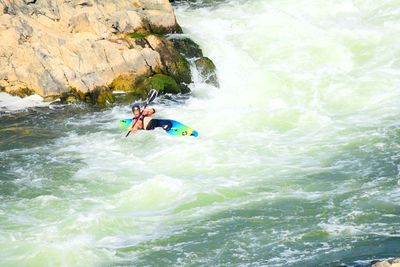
[1,0,400,266]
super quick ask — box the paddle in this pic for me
[125,89,158,137]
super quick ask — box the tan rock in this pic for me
[372,258,400,267]
[140,47,162,71]
[0,79,9,88]
[69,13,93,33]
[115,11,144,33]
[145,34,163,50]
[0,0,183,97]
[0,16,19,47]
[143,9,178,32]
[122,49,149,75]
[135,0,173,13]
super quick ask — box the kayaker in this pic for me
[130,104,172,133]
[129,104,156,133]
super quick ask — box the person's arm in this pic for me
[142,108,156,116]
[130,119,141,133]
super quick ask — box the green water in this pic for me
[1,0,400,266]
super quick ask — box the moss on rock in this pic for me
[195,57,219,87]
[66,95,78,104]
[134,73,189,95]
[86,86,115,107]
[57,72,190,107]
[145,35,192,85]
[172,53,192,85]
[109,74,136,92]
[71,87,86,101]
[60,87,84,103]
[128,32,149,39]
[145,74,180,94]
[109,73,148,100]
[60,86,115,107]
[149,23,183,35]
[8,87,34,98]
[171,37,203,58]
[179,84,191,94]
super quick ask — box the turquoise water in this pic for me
[1,0,400,266]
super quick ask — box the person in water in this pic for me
[130,104,172,133]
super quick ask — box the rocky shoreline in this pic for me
[0,0,217,106]
[372,258,400,267]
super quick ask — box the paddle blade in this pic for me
[147,89,158,104]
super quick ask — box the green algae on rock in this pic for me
[109,72,188,104]
[7,87,35,98]
[109,74,137,92]
[136,73,190,95]
[128,32,150,39]
[145,35,192,85]
[195,57,219,87]
[143,74,180,94]
[60,86,115,107]
[87,86,115,107]
[171,37,203,58]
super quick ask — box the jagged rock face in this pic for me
[0,0,182,97]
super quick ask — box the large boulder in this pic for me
[145,34,191,85]
[195,57,219,87]
[0,0,218,105]
[171,36,203,58]
[0,0,183,102]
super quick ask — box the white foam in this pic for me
[2,0,400,265]
[113,175,190,213]
[319,222,362,236]
[0,93,48,111]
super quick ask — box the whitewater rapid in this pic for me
[1,0,400,266]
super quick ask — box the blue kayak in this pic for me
[120,118,198,137]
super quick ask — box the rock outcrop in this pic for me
[0,0,218,105]
[372,258,400,267]
[171,36,218,86]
